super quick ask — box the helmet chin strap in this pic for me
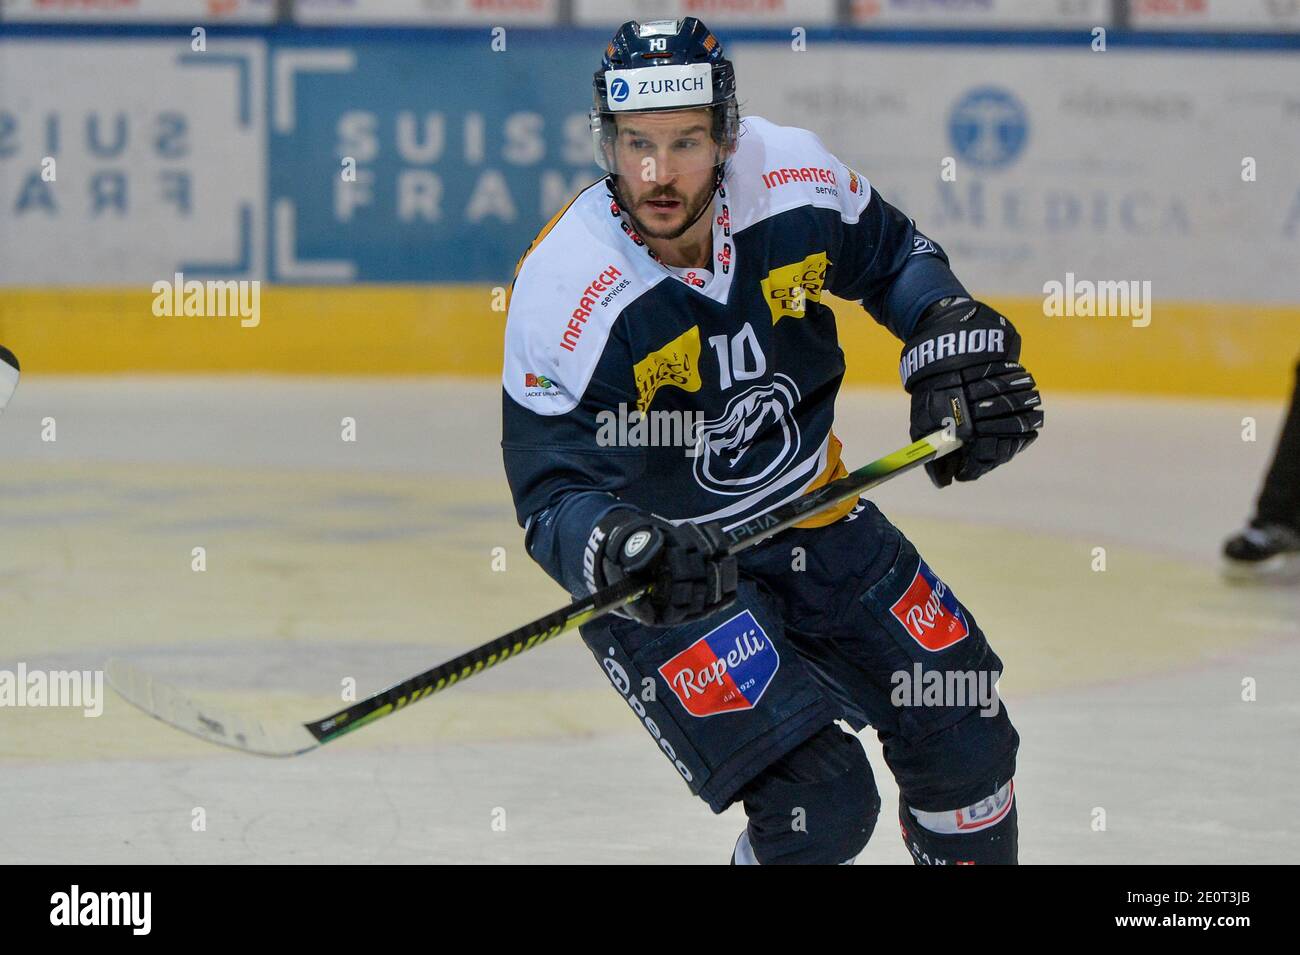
[606,155,727,246]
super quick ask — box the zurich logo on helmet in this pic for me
[610,78,630,103]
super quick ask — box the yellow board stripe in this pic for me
[0,288,1294,399]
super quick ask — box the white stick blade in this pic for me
[106,659,320,758]
[0,345,18,414]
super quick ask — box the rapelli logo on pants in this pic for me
[889,559,969,651]
[658,611,779,717]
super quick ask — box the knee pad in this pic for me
[899,779,1018,865]
[885,702,1020,812]
[738,724,880,865]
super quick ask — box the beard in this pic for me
[620,174,718,242]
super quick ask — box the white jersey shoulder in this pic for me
[725,115,873,234]
[504,120,873,415]
[503,181,666,415]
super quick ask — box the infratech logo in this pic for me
[560,265,625,353]
[761,165,838,189]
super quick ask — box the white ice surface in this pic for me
[0,377,1296,864]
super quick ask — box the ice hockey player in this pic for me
[1223,360,1300,579]
[501,18,1043,864]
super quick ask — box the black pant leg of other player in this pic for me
[1256,360,1300,531]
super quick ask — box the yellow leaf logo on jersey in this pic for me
[761,252,830,324]
[634,325,702,413]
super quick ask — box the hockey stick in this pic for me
[107,427,961,757]
[0,346,19,414]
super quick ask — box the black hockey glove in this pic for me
[587,511,738,628]
[900,298,1044,488]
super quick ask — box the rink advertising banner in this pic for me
[1130,0,1300,32]
[847,0,1110,28]
[295,0,560,25]
[573,0,836,26]
[267,34,596,282]
[731,43,1300,307]
[0,29,1297,396]
[0,40,267,284]
[0,33,596,284]
[0,0,276,22]
[731,41,1300,397]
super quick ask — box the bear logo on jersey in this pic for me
[692,374,802,496]
[658,610,779,717]
[889,559,969,651]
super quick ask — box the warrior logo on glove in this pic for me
[900,299,1044,488]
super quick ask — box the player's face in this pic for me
[611,110,721,240]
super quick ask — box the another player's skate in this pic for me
[1222,520,1300,583]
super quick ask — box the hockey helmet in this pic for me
[591,18,739,178]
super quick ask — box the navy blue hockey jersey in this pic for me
[502,116,966,598]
